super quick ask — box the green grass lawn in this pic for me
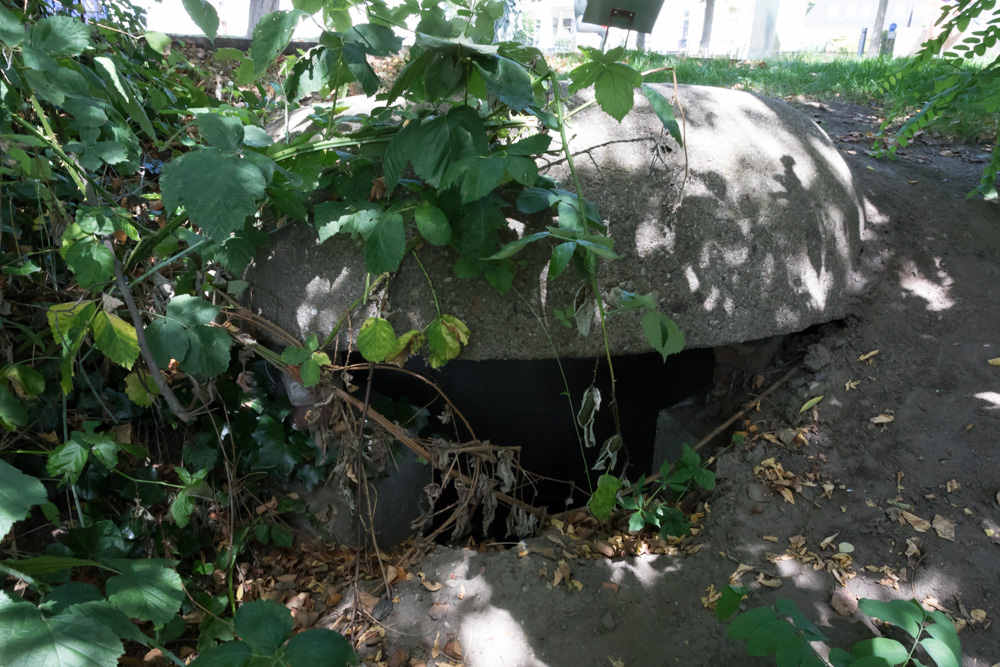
[557,52,998,144]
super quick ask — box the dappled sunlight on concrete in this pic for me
[460,608,551,667]
[897,259,955,311]
[975,392,1000,409]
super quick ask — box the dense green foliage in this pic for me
[0,0,684,663]
[717,587,963,667]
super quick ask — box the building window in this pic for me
[553,17,558,36]
[562,17,573,33]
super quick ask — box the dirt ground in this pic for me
[279,99,999,667]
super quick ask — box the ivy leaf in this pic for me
[0,598,123,667]
[26,16,92,58]
[196,114,245,151]
[63,236,114,289]
[234,600,294,655]
[594,63,641,122]
[47,441,89,486]
[0,6,24,47]
[125,371,161,408]
[283,629,359,665]
[640,310,685,361]
[641,84,683,147]
[251,10,305,77]
[91,312,139,370]
[357,318,396,363]
[145,317,189,368]
[0,460,47,540]
[104,559,184,626]
[181,0,219,42]
[181,326,232,377]
[160,148,267,242]
[426,314,470,368]
[363,211,405,274]
[415,201,451,246]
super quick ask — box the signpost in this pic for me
[580,0,665,50]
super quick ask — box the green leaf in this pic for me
[641,84,683,147]
[170,490,194,528]
[774,635,816,667]
[123,370,159,407]
[408,107,487,187]
[47,441,88,486]
[27,16,92,58]
[2,556,100,576]
[1,364,46,399]
[851,638,909,665]
[168,295,220,327]
[548,242,576,280]
[292,0,324,12]
[0,6,24,47]
[727,607,779,640]
[799,396,824,413]
[48,301,96,346]
[693,467,715,491]
[105,559,184,626]
[924,621,962,665]
[358,318,397,363]
[776,598,827,642]
[143,30,171,54]
[920,636,961,667]
[251,10,305,76]
[182,0,219,42]
[415,201,451,246]
[487,232,548,260]
[92,57,156,141]
[197,114,245,151]
[344,23,402,56]
[426,314,470,368]
[444,155,507,203]
[627,511,645,532]
[60,600,148,646]
[43,583,104,614]
[188,640,252,667]
[284,628,359,665]
[641,310,685,361]
[0,386,27,431]
[181,325,232,377]
[161,148,267,242]
[0,598,123,667]
[588,474,621,521]
[242,125,273,148]
[594,63,641,122]
[747,619,797,657]
[235,600,294,655]
[64,236,114,289]
[715,585,746,621]
[858,599,924,638]
[472,56,533,110]
[281,346,312,365]
[342,42,380,96]
[91,312,139,370]
[145,317,189,368]
[363,211,405,274]
[0,460,47,540]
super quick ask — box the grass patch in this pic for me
[556,52,998,144]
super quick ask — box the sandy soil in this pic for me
[262,97,997,667]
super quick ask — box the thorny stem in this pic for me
[549,74,587,221]
[411,250,441,318]
[320,273,387,348]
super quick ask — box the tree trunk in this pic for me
[246,0,281,38]
[636,32,646,51]
[698,0,715,56]
[866,0,889,57]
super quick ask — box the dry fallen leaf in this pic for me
[971,609,988,624]
[906,537,923,557]
[946,479,961,493]
[989,357,1000,366]
[932,515,956,541]
[902,511,931,532]
[762,535,780,543]
[602,582,619,594]
[858,350,880,362]
[820,533,840,549]
[701,584,721,609]
[757,573,782,588]
[871,414,895,424]
[845,379,861,391]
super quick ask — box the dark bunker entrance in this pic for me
[370,346,718,532]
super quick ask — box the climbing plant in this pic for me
[0,0,688,663]
[876,0,1000,199]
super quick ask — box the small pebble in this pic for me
[601,611,616,631]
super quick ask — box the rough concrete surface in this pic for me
[248,84,867,358]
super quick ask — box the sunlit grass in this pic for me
[555,52,998,144]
